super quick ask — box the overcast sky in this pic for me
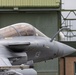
[61,0,76,27]
[61,0,76,18]
[61,0,76,41]
[62,0,76,9]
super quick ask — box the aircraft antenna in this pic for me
[50,27,70,42]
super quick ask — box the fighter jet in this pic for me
[0,23,75,75]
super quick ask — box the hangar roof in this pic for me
[0,0,60,7]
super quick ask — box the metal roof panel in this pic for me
[0,0,60,7]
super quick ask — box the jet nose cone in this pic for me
[62,44,76,56]
[55,42,76,57]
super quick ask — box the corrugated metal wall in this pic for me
[0,0,60,7]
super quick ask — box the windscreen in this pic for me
[0,23,48,38]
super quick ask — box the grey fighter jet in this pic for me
[0,23,75,75]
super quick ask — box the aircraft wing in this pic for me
[0,56,12,66]
[0,56,33,71]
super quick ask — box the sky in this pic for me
[61,0,76,23]
[62,0,76,9]
[61,0,76,41]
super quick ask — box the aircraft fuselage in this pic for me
[0,36,75,64]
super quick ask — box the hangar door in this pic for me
[0,12,58,37]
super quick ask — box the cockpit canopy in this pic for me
[0,23,48,38]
